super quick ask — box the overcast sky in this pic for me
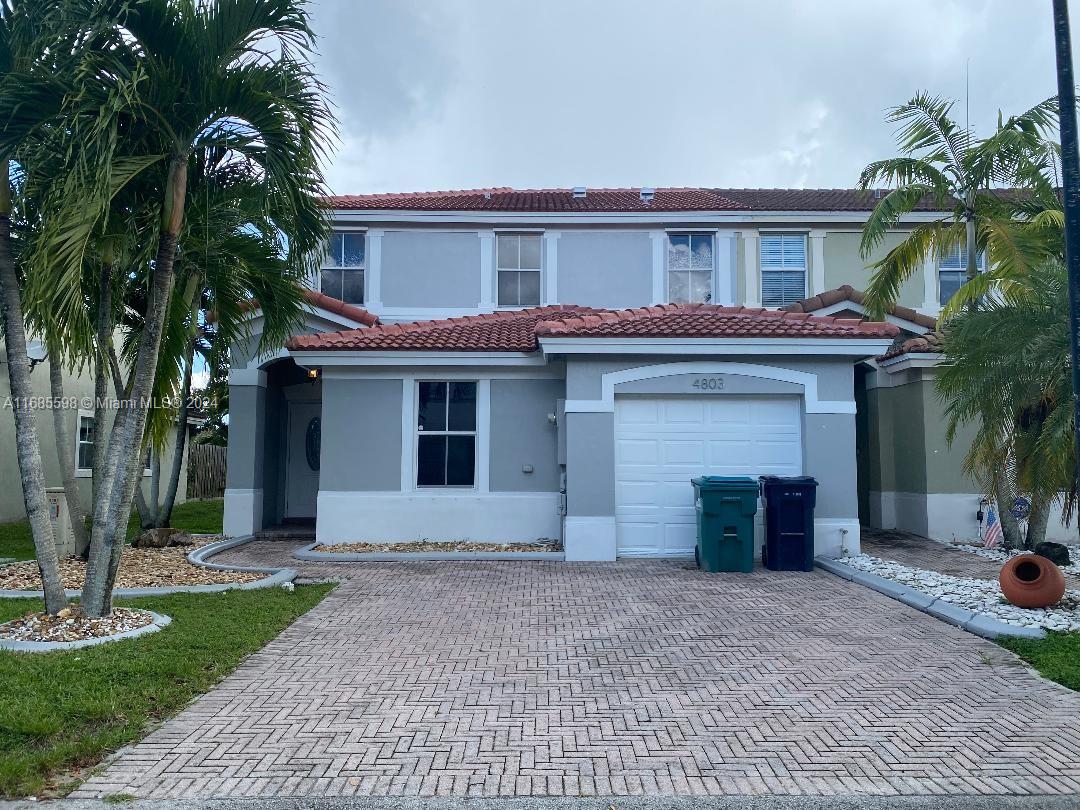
[307,0,1067,195]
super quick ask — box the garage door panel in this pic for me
[616,438,660,466]
[616,399,659,425]
[616,395,802,558]
[662,400,706,424]
[662,439,706,466]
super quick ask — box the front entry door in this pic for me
[285,401,321,519]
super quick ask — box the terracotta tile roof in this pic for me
[783,285,938,330]
[322,187,1011,213]
[286,306,601,353]
[288,304,898,353]
[878,331,945,361]
[326,187,746,213]
[302,289,380,326]
[536,304,900,340]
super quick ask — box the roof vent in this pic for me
[640,187,655,203]
[572,186,587,198]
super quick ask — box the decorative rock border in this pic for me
[295,542,566,562]
[0,610,172,653]
[0,535,295,600]
[815,556,1046,640]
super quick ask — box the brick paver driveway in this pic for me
[74,540,1080,800]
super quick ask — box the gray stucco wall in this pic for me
[489,379,562,492]
[380,231,481,308]
[556,231,653,308]
[320,377,402,491]
[565,411,615,517]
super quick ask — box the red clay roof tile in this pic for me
[783,285,938,331]
[288,303,898,353]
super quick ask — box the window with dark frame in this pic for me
[321,231,365,304]
[416,381,477,487]
[496,233,542,306]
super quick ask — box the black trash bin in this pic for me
[759,476,818,571]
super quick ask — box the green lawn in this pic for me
[0,583,333,798]
[999,631,1080,692]
[0,498,225,562]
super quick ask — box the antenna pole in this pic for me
[1052,0,1080,540]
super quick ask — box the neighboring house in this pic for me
[0,340,192,525]
[223,186,1046,560]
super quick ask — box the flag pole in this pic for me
[1052,0,1080,541]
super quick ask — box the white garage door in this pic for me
[614,395,803,557]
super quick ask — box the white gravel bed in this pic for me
[0,606,154,643]
[836,554,1080,632]
[952,542,1080,576]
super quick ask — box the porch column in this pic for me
[563,410,617,561]
[223,368,266,537]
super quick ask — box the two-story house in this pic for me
[223,186,1062,559]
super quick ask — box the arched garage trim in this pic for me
[562,361,855,414]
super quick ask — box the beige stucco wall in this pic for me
[0,352,190,525]
[864,369,979,497]
[822,231,924,309]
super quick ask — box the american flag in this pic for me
[984,505,1003,548]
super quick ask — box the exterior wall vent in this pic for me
[572,186,587,198]
[640,187,655,203]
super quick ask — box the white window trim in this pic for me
[495,232,544,309]
[321,228,367,305]
[74,409,153,478]
[406,378,490,492]
[665,231,716,304]
[74,409,95,476]
[760,232,808,308]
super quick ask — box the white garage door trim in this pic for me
[614,394,803,558]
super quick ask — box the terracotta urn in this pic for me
[999,554,1066,609]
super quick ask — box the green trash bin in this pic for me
[691,476,759,573]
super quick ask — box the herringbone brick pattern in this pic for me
[74,542,1080,799]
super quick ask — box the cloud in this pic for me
[307,0,1071,193]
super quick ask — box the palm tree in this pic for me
[0,0,333,616]
[936,260,1075,547]
[858,92,1060,318]
[0,0,72,614]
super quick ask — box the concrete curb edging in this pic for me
[815,556,1046,640]
[0,610,171,653]
[0,535,296,600]
[294,542,566,562]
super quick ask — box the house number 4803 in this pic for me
[692,377,724,391]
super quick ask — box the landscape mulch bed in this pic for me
[0,605,153,643]
[320,540,562,553]
[0,538,263,591]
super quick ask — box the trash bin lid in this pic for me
[759,475,818,486]
[692,475,759,491]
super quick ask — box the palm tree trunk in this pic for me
[1026,494,1052,550]
[0,158,68,614]
[91,256,113,506]
[964,208,979,284]
[994,475,1025,550]
[49,357,89,555]
[106,345,152,527]
[148,449,161,524]
[158,333,195,527]
[82,157,188,617]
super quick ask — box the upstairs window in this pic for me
[416,381,477,487]
[321,231,365,305]
[667,233,713,303]
[939,243,987,306]
[761,234,807,307]
[497,233,542,306]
